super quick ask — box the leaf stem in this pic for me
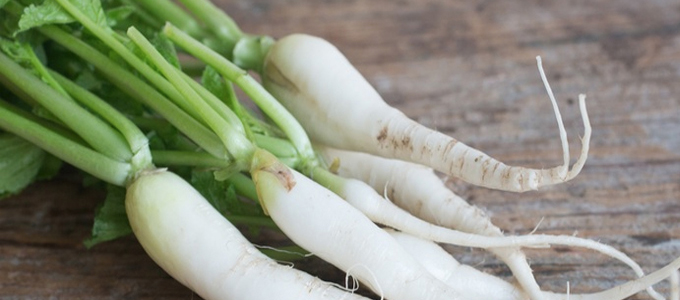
[180,71,244,133]
[39,25,229,159]
[50,71,153,173]
[151,150,233,168]
[0,50,132,162]
[176,0,243,51]
[163,23,318,172]
[226,172,259,202]
[53,0,206,129]
[0,99,130,186]
[132,0,205,39]
[127,26,255,164]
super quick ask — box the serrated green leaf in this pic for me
[17,0,108,34]
[70,0,108,28]
[0,133,47,199]
[17,1,75,33]
[83,184,131,248]
[0,36,31,66]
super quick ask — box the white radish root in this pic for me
[262,33,591,192]
[389,229,680,300]
[317,145,662,300]
[126,169,369,300]
[251,149,469,300]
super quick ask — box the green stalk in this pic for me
[151,150,233,168]
[180,71,244,133]
[132,0,205,39]
[219,78,255,140]
[21,44,70,98]
[50,71,153,173]
[39,26,229,160]
[0,92,83,143]
[50,72,148,154]
[163,24,318,171]
[176,0,243,50]
[127,27,255,164]
[119,0,166,30]
[0,51,132,162]
[309,167,346,197]
[226,172,259,202]
[53,0,206,128]
[127,116,200,152]
[0,99,130,186]
[253,134,298,158]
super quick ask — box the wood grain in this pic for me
[2,0,680,299]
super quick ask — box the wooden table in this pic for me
[2,0,680,299]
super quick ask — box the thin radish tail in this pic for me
[541,255,680,300]
[505,57,591,191]
[528,93,591,189]
[449,92,590,192]
[383,57,591,192]
[345,180,654,297]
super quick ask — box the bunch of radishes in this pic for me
[1,0,679,299]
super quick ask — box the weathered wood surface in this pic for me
[2,0,680,299]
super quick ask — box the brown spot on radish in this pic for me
[401,136,411,147]
[491,161,500,174]
[480,158,491,182]
[261,163,297,191]
[377,126,388,142]
[458,148,469,173]
[443,140,457,154]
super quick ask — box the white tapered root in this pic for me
[263,34,592,192]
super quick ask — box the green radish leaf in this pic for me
[0,133,47,199]
[17,1,75,33]
[17,0,108,33]
[102,5,134,28]
[0,0,9,9]
[201,66,229,99]
[191,170,264,217]
[191,170,235,216]
[35,153,63,180]
[83,184,132,248]
[124,31,181,75]
[0,36,32,67]
[69,0,108,28]
[150,33,180,70]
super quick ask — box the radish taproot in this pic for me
[308,154,654,289]
[250,148,648,300]
[262,33,591,192]
[251,149,467,300]
[318,145,663,300]
[389,229,680,300]
[127,169,370,300]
